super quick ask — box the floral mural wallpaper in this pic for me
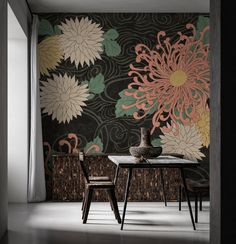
[38,13,210,199]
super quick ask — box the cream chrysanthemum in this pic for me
[194,108,210,148]
[38,35,63,76]
[40,73,89,123]
[160,122,205,161]
[58,17,104,67]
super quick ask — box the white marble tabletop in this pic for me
[108,155,199,168]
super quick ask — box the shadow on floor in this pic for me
[1,228,209,244]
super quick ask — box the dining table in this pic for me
[108,155,199,230]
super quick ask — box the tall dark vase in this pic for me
[129,127,162,162]
[139,127,152,147]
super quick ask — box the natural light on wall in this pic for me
[7,4,28,203]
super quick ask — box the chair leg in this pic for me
[109,189,121,224]
[82,188,89,220]
[199,193,202,211]
[83,188,93,224]
[179,185,182,211]
[81,188,88,211]
[107,189,115,213]
[195,194,198,223]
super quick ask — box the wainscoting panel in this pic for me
[51,155,181,201]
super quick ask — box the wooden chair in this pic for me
[80,151,111,181]
[78,155,121,224]
[79,151,111,211]
[179,178,209,223]
[167,154,209,223]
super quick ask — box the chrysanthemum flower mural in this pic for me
[160,122,205,161]
[38,35,63,76]
[40,73,89,123]
[193,106,210,148]
[119,23,209,134]
[58,17,104,67]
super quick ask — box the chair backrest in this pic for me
[78,151,90,184]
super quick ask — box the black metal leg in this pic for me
[180,168,196,230]
[195,194,198,223]
[160,168,167,206]
[199,193,202,211]
[121,168,133,230]
[179,185,182,211]
[114,166,120,185]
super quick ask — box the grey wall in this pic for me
[210,0,221,243]
[0,0,8,239]
[0,0,31,239]
[210,0,236,243]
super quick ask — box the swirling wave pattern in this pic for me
[39,13,209,182]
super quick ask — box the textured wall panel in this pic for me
[51,155,181,201]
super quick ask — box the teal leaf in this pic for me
[104,29,119,40]
[196,16,209,44]
[151,138,162,147]
[115,88,158,118]
[115,89,141,118]
[54,25,62,35]
[187,106,193,114]
[38,19,54,36]
[146,102,158,115]
[103,39,121,57]
[89,74,105,94]
[174,107,180,117]
[84,136,104,155]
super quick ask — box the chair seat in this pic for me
[89,176,110,181]
[86,181,115,189]
[186,178,209,193]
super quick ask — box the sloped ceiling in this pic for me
[8,4,26,39]
[27,0,209,13]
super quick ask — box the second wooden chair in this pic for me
[78,154,121,224]
[179,178,209,223]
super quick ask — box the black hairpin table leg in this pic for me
[180,168,196,230]
[121,168,133,230]
[114,166,120,185]
[160,168,167,206]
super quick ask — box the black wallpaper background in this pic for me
[39,13,209,181]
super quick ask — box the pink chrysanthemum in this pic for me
[123,24,209,133]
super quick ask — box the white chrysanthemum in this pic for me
[58,17,104,67]
[160,122,205,161]
[40,73,89,123]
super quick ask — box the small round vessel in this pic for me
[129,146,162,159]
